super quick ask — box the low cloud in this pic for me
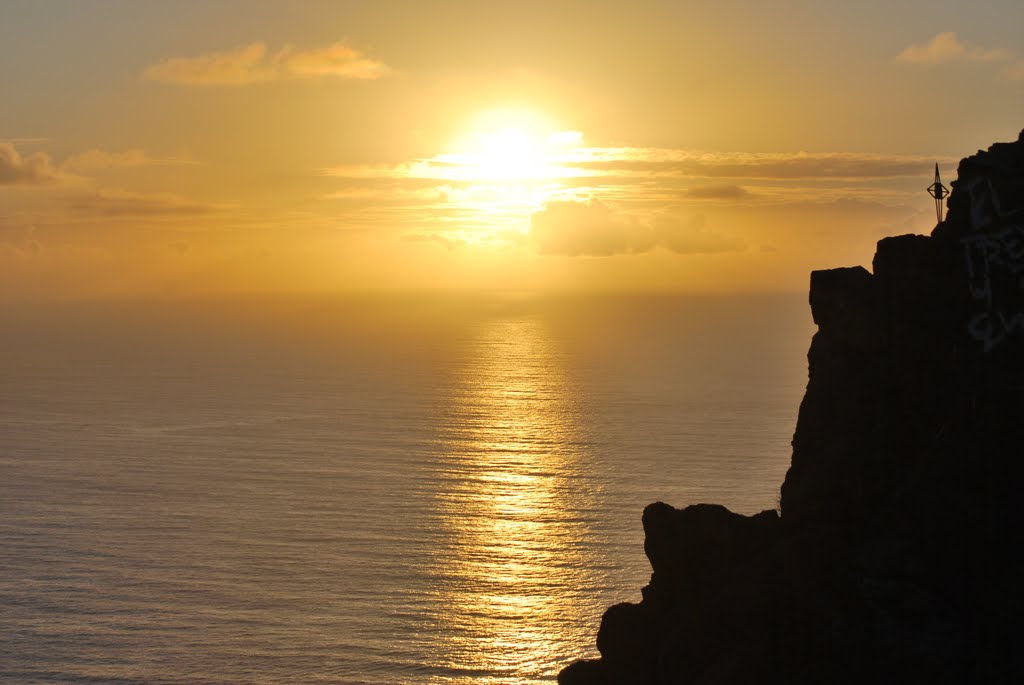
[325,148,954,190]
[685,184,749,200]
[401,233,466,250]
[0,143,58,185]
[0,218,43,258]
[319,144,951,238]
[1004,60,1024,82]
[529,199,743,257]
[68,189,214,217]
[0,137,48,146]
[530,200,653,256]
[62,148,198,171]
[653,214,745,254]
[571,150,948,180]
[144,41,390,86]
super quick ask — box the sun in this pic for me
[459,128,548,181]
[399,108,592,240]
[439,109,583,183]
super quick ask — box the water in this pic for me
[0,293,813,684]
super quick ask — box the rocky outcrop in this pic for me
[559,130,1024,685]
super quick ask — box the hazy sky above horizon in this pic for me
[2,0,1022,298]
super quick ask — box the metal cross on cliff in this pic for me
[927,163,950,224]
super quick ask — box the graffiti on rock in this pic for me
[963,222,1024,351]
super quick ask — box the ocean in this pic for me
[0,293,814,684]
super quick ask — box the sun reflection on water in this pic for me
[426,317,604,683]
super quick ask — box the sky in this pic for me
[1,0,1022,298]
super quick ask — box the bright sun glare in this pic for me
[407,109,591,239]
[445,127,583,182]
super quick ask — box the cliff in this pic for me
[559,130,1024,685]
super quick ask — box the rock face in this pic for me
[559,130,1024,685]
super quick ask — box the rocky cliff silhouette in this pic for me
[560,130,1024,685]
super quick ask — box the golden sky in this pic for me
[1,0,1022,297]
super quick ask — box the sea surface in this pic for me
[0,293,814,684]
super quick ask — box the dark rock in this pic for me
[808,265,873,330]
[558,657,609,685]
[558,130,1024,685]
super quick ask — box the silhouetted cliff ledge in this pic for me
[559,130,1024,685]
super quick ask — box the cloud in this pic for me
[319,142,951,239]
[895,32,1014,66]
[685,184,749,200]
[530,199,653,256]
[1004,60,1024,82]
[144,41,390,86]
[401,233,467,250]
[281,43,389,79]
[68,189,214,217]
[653,214,745,254]
[0,137,48,146]
[326,147,953,188]
[529,199,743,257]
[0,143,58,185]
[569,150,948,180]
[896,32,968,65]
[0,218,43,258]
[322,185,447,204]
[62,148,199,171]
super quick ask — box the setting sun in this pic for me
[453,129,549,182]
[440,112,586,184]
[392,113,594,237]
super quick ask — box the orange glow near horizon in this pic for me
[1,5,1019,299]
